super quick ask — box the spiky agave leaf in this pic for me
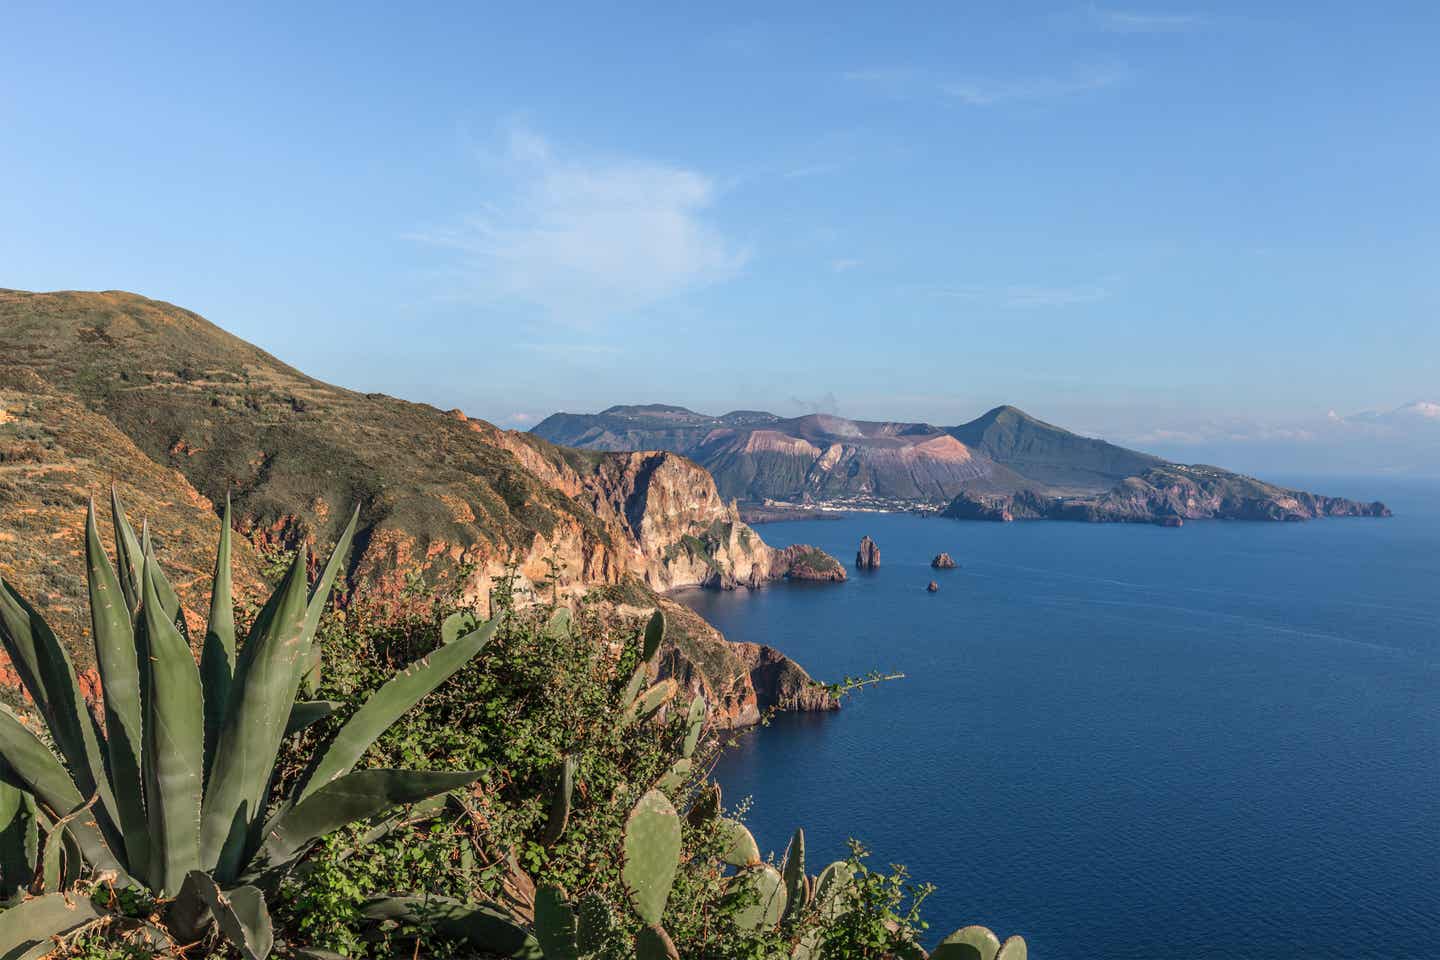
[0,709,118,875]
[253,768,480,873]
[201,494,237,784]
[179,870,274,960]
[200,548,313,881]
[0,581,124,864]
[84,501,150,880]
[139,549,205,894]
[293,616,498,803]
[0,891,104,956]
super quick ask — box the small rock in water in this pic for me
[931,552,958,569]
[926,580,939,593]
[856,535,881,569]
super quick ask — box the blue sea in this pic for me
[678,477,1439,960]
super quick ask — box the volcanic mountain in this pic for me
[532,405,1390,523]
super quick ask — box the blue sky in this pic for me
[3,1,1437,470]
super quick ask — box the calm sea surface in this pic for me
[678,477,1439,960]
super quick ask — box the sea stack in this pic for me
[926,580,939,593]
[856,536,880,569]
[931,552,958,569]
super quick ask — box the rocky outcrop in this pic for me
[942,466,1391,524]
[926,581,939,593]
[776,545,847,581]
[856,536,881,569]
[733,642,839,714]
[931,553,957,569]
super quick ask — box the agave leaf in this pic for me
[109,487,145,614]
[84,502,150,879]
[258,768,480,872]
[139,521,188,641]
[179,870,274,960]
[932,926,1002,960]
[297,506,360,690]
[201,494,237,784]
[0,581,121,857]
[0,709,118,875]
[200,547,313,881]
[295,616,497,803]
[0,782,35,900]
[285,701,340,737]
[35,798,91,894]
[359,895,543,958]
[139,551,205,894]
[0,891,105,956]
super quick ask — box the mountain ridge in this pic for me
[531,402,1390,522]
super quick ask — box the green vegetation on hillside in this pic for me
[0,499,1026,958]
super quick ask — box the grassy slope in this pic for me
[0,289,614,587]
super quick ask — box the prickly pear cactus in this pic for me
[726,863,786,932]
[622,789,681,925]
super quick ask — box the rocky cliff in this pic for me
[942,465,1391,524]
[0,289,841,725]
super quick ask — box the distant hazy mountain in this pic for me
[1129,401,1440,479]
[531,404,1389,522]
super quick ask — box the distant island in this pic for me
[532,404,1391,524]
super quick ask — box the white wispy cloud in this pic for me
[1087,5,1204,33]
[410,127,748,323]
[845,64,1128,106]
[940,65,1129,106]
[830,258,862,273]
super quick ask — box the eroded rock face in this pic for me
[732,642,839,715]
[931,553,957,569]
[856,536,881,569]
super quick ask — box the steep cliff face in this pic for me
[0,289,843,727]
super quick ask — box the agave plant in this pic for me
[0,492,500,958]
